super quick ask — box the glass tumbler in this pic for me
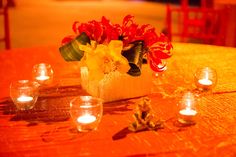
[70,96,103,132]
[10,80,39,110]
[32,63,53,85]
[194,67,217,91]
[177,92,198,125]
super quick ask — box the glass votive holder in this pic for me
[32,63,53,85]
[10,80,39,111]
[70,96,103,132]
[152,59,168,90]
[194,67,217,91]
[177,92,197,125]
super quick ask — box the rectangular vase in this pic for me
[80,65,153,102]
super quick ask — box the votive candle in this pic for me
[77,114,96,124]
[17,95,33,103]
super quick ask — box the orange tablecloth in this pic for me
[0,43,236,157]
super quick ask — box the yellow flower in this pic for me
[79,40,129,80]
[108,40,129,73]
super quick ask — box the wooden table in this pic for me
[0,43,236,157]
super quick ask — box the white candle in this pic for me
[179,108,197,116]
[17,95,33,103]
[36,75,50,81]
[77,114,96,124]
[36,70,49,81]
[178,108,197,125]
[198,79,212,86]
[178,92,197,124]
[198,70,212,86]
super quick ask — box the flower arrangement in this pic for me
[59,15,172,78]
[59,15,173,102]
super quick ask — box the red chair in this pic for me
[166,0,227,46]
[0,0,10,49]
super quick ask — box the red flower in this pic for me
[147,34,173,72]
[61,15,172,72]
[61,35,75,45]
[69,16,120,44]
[120,15,172,72]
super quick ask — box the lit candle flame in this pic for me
[36,70,50,81]
[205,70,208,80]
[186,99,191,109]
[180,92,197,116]
[198,70,212,86]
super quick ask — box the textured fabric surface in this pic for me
[0,43,236,156]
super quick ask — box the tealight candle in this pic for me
[179,108,197,116]
[198,70,213,88]
[35,70,50,81]
[179,107,197,124]
[178,92,197,125]
[70,96,103,132]
[17,95,33,103]
[77,114,96,124]
[33,63,53,85]
[198,79,212,86]
[194,67,217,91]
[10,80,38,110]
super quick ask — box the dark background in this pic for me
[148,0,201,6]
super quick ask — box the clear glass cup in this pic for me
[70,96,103,132]
[177,92,198,125]
[32,63,53,85]
[152,59,168,93]
[194,67,217,91]
[10,80,39,110]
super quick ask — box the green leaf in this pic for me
[122,41,144,76]
[59,32,90,61]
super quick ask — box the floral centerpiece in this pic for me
[59,15,172,102]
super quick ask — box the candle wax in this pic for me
[77,114,96,124]
[198,79,212,86]
[36,75,50,81]
[179,108,197,116]
[17,95,33,103]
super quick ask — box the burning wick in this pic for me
[198,71,212,86]
[36,70,50,81]
[178,94,197,125]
